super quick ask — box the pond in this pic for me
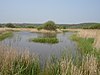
[0,31,80,65]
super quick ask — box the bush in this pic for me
[43,21,57,30]
[89,24,100,29]
[6,23,15,28]
[82,24,100,29]
[26,25,35,28]
[37,26,43,30]
[0,25,2,27]
[62,26,66,29]
[32,37,59,44]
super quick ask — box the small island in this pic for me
[31,21,59,44]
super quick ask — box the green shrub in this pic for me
[0,25,2,27]
[37,26,43,30]
[82,24,100,29]
[89,24,100,29]
[6,23,16,28]
[59,26,66,29]
[26,25,35,28]
[43,21,57,30]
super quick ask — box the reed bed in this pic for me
[0,46,40,75]
[0,31,13,41]
[77,29,100,49]
[0,45,100,75]
[0,28,100,75]
[63,29,100,50]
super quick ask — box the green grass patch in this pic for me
[71,34,100,62]
[0,31,13,41]
[70,34,95,54]
[31,37,59,44]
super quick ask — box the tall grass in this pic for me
[44,54,100,75]
[0,31,13,41]
[0,47,40,75]
[0,46,100,75]
[71,34,95,54]
[71,34,100,58]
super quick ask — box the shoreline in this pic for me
[0,28,100,49]
[0,28,63,33]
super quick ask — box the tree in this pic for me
[6,23,15,28]
[43,21,57,30]
[0,24,2,27]
[89,24,100,29]
[37,26,43,30]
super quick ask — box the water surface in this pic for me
[0,31,79,64]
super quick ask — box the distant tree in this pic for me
[0,24,2,27]
[89,24,100,29]
[26,25,35,28]
[59,26,66,29]
[37,26,43,30]
[6,23,15,28]
[82,24,100,29]
[43,21,57,30]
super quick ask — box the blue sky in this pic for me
[0,0,100,24]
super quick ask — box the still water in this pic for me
[0,31,79,64]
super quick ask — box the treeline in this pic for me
[82,24,100,29]
[0,22,100,29]
[59,23,100,29]
[0,23,36,28]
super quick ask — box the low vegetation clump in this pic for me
[71,34,100,59]
[0,31,13,41]
[71,34,95,54]
[32,37,59,44]
[37,26,43,30]
[58,25,66,29]
[0,25,2,27]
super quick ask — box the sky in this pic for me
[0,0,100,24]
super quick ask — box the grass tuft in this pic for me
[31,37,59,44]
[0,31,13,41]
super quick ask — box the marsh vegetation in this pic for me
[0,45,100,75]
[0,31,13,41]
[0,25,100,75]
[32,37,59,44]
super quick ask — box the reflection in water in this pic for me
[37,33,57,38]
